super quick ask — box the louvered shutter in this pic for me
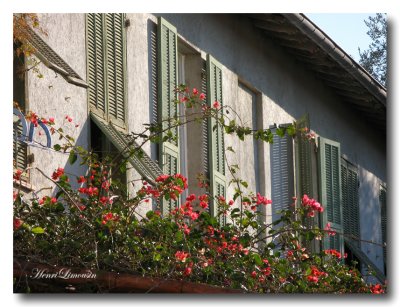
[380,186,387,267]
[201,60,209,178]
[294,115,317,251]
[295,115,313,199]
[318,137,344,253]
[341,159,360,246]
[106,13,126,127]
[87,13,106,117]
[157,17,180,214]
[271,128,294,226]
[13,120,28,172]
[207,54,226,221]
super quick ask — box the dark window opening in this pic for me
[90,120,127,197]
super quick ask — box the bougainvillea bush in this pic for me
[13,86,385,294]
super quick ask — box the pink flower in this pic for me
[50,197,57,204]
[49,117,55,124]
[65,115,73,122]
[324,223,336,236]
[199,93,206,100]
[213,101,220,109]
[192,88,199,95]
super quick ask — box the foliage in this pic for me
[13,86,385,294]
[358,13,387,87]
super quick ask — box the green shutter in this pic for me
[294,115,317,251]
[295,114,313,199]
[201,60,209,178]
[207,54,226,220]
[379,185,387,268]
[318,137,344,253]
[87,13,106,117]
[157,17,180,214]
[13,120,28,172]
[105,13,126,127]
[87,13,126,127]
[341,159,360,246]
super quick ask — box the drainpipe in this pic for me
[282,13,386,107]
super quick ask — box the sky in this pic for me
[306,13,375,62]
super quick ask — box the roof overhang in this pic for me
[247,13,386,134]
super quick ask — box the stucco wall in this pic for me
[27,13,88,195]
[23,13,386,272]
[156,13,386,270]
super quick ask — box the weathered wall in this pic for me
[27,14,88,195]
[24,13,386,272]
[156,13,386,270]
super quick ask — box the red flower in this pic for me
[13,169,22,181]
[370,284,384,294]
[186,194,196,202]
[51,167,64,181]
[251,271,257,279]
[213,101,220,109]
[50,197,57,204]
[175,251,189,263]
[307,275,319,283]
[200,201,208,209]
[199,93,206,100]
[77,176,86,183]
[192,88,199,95]
[14,218,24,230]
[49,117,55,124]
[183,266,192,276]
[65,115,73,122]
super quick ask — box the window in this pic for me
[155,17,227,217]
[87,13,127,129]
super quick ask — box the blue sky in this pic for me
[306,13,375,62]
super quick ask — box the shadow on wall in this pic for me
[53,117,90,196]
[359,168,384,271]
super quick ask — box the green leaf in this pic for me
[240,180,248,188]
[53,144,61,151]
[276,127,285,137]
[32,227,45,234]
[68,151,77,165]
[153,253,162,262]
[286,124,296,136]
[175,231,183,242]
[252,253,263,266]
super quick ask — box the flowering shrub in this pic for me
[13,81,385,293]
